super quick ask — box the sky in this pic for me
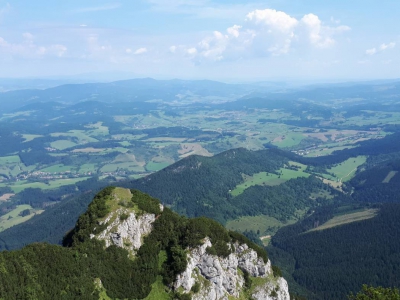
[0,0,399,82]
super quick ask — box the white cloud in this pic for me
[246,9,298,33]
[177,7,350,62]
[301,14,332,48]
[23,32,34,41]
[0,33,67,58]
[227,25,242,38]
[48,44,68,57]
[301,14,350,48]
[366,41,395,55]
[187,47,197,55]
[366,48,377,55]
[169,45,177,53]
[380,42,395,51]
[126,48,132,54]
[134,47,147,55]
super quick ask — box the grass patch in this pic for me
[85,122,109,136]
[327,156,367,182]
[71,147,105,153]
[39,164,72,173]
[113,187,132,203]
[8,177,90,193]
[272,132,305,148]
[0,155,21,164]
[119,141,130,147]
[382,171,398,183]
[146,137,187,142]
[21,134,43,142]
[309,209,379,232]
[100,163,145,173]
[143,276,171,300]
[78,164,97,174]
[226,215,297,238]
[51,130,98,143]
[0,205,44,232]
[50,140,77,150]
[231,168,310,196]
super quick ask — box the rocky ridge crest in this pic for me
[89,188,290,300]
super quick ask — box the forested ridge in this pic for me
[2,128,400,251]
[1,131,400,299]
[268,204,400,299]
[0,187,268,299]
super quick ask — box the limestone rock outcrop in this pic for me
[174,238,290,300]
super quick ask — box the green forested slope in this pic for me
[269,203,400,299]
[0,187,267,300]
[3,131,400,251]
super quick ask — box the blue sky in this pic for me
[0,0,399,81]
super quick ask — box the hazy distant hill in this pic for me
[0,78,257,113]
[1,78,400,114]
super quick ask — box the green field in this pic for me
[39,164,72,173]
[119,141,131,147]
[78,164,97,174]
[21,134,44,142]
[271,132,305,148]
[230,165,310,196]
[0,155,21,164]
[309,209,378,232]
[327,156,367,182]
[0,205,44,232]
[50,140,78,150]
[7,177,90,193]
[382,171,398,183]
[100,163,145,173]
[143,276,170,300]
[85,122,110,136]
[305,145,357,157]
[51,130,98,143]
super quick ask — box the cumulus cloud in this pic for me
[0,33,67,58]
[169,45,177,53]
[172,8,350,62]
[246,9,298,33]
[227,25,241,38]
[187,47,197,55]
[134,47,147,55]
[366,42,396,55]
[366,48,377,55]
[302,14,333,48]
[380,42,396,51]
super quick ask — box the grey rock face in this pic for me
[89,202,289,300]
[91,208,156,253]
[174,238,290,300]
